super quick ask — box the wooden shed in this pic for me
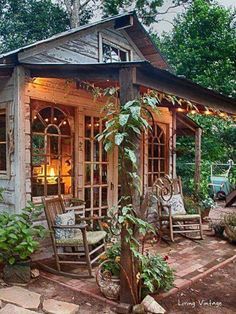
[0,12,235,215]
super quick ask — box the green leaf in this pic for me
[119,114,129,126]
[104,142,113,152]
[115,133,125,146]
[8,257,15,265]
[124,148,136,165]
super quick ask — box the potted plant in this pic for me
[140,253,175,297]
[96,242,121,300]
[224,213,236,243]
[96,242,175,300]
[0,202,46,284]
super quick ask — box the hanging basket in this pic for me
[96,260,120,300]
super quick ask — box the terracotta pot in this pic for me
[3,260,31,284]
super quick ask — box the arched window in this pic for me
[31,106,73,197]
[148,123,166,186]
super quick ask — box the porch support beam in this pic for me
[136,68,236,114]
[119,66,140,306]
[172,109,177,178]
[194,128,202,194]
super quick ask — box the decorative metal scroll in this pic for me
[152,175,173,202]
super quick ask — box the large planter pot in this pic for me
[3,260,31,284]
[96,263,120,300]
[225,225,236,243]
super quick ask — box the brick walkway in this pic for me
[40,219,236,304]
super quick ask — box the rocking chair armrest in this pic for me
[76,215,110,222]
[52,223,88,230]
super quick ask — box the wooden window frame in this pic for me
[0,104,10,179]
[98,32,132,63]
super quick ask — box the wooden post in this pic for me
[172,109,177,178]
[194,128,202,194]
[119,67,140,305]
[13,66,26,212]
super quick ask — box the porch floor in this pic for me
[38,216,236,304]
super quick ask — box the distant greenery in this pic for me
[154,0,236,199]
[157,0,236,97]
[0,0,69,53]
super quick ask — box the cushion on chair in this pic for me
[55,210,80,240]
[161,194,186,215]
[172,214,201,220]
[55,230,107,246]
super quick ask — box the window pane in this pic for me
[85,188,91,208]
[102,43,111,63]
[120,49,127,61]
[85,116,91,138]
[32,134,45,155]
[53,108,65,125]
[110,46,120,62]
[0,144,6,171]
[85,164,91,185]
[60,120,70,135]
[93,164,100,184]
[0,113,6,141]
[93,140,99,161]
[102,164,107,184]
[85,140,91,161]
[94,117,100,137]
[39,107,51,124]
[93,187,99,207]
[32,115,45,132]
[61,137,72,156]
[102,187,108,206]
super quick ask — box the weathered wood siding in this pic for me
[19,22,143,64]
[0,76,14,213]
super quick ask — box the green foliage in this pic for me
[140,254,174,295]
[157,0,236,97]
[0,202,46,265]
[100,243,175,294]
[100,242,121,277]
[0,0,69,53]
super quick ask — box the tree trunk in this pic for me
[119,67,140,305]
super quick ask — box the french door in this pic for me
[78,114,116,217]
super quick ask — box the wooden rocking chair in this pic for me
[41,196,107,278]
[154,176,203,242]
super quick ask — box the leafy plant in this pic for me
[100,242,121,277]
[100,243,175,295]
[0,202,46,265]
[140,254,174,295]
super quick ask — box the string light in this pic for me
[190,110,196,114]
[204,110,212,115]
[177,108,185,112]
[45,118,49,122]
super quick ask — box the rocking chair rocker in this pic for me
[41,196,107,278]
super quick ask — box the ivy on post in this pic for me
[119,66,140,305]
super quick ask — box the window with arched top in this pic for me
[31,105,73,197]
[148,123,167,186]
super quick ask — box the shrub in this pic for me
[0,202,46,265]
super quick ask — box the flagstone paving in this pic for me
[0,286,80,314]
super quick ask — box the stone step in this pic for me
[43,299,79,314]
[0,304,38,314]
[0,286,41,310]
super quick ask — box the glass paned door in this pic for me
[83,115,110,217]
